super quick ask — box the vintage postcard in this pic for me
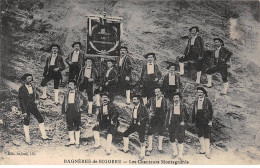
[0,0,259,165]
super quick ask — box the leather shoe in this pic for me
[146,150,152,156]
[65,142,75,147]
[24,140,32,145]
[42,136,53,140]
[119,148,129,153]
[139,156,144,160]
[172,155,178,159]
[205,153,211,159]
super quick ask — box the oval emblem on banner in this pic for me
[89,23,120,55]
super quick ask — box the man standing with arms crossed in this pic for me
[141,53,161,104]
[19,74,52,145]
[116,46,132,105]
[40,44,66,105]
[145,86,168,156]
[179,26,204,85]
[92,92,119,155]
[120,94,149,160]
[62,80,83,148]
[78,57,99,117]
[99,59,118,103]
[65,42,85,81]
[162,61,181,101]
[165,92,187,160]
[204,38,233,95]
[192,86,214,159]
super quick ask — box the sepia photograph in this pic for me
[0,0,260,165]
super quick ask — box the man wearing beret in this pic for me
[18,74,52,145]
[141,53,162,105]
[65,42,85,81]
[192,86,214,159]
[115,46,133,105]
[62,80,83,148]
[145,86,168,156]
[204,38,233,95]
[120,94,149,160]
[179,26,204,85]
[99,59,118,103]
[162,61,181,101]
[165,92,187,160]
[78,57,99,117]
[40,44,66,105]
[92,92,119,155]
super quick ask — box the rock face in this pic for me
[0,0,260,164]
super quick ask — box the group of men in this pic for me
[179,26,233,94]
[18,25,232,161]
